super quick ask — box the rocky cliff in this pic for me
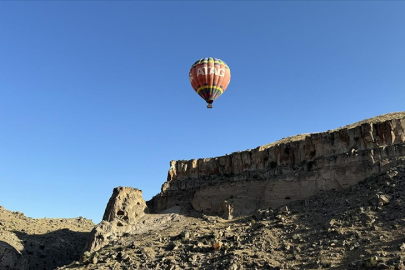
[148,112,405,219]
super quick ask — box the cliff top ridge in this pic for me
[261,111,405,150]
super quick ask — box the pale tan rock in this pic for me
[212,241,223,250]
[102,187,148,224]
[167,161,177,181]
[84,221,117,253]
[221,200,234,220]
[86,187,149,253]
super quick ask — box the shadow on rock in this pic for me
[0,240,22,269]
[7,229,91,270]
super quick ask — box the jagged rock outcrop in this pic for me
[102,187,149,225]
[148,112,405,218]
[85,187,149,253]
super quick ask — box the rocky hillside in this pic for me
[60,165,405,270]
[0,207,94,269]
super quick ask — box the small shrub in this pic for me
[365,256,378,268]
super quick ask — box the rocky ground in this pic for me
[1,167,405,270]
[55,165,405,270]
[0,208,94,269]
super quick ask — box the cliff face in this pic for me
[148,112,405,219]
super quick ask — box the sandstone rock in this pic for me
[378,194,391,205]
[398,261,405,270]
[91,256,98,264]
[84,221,117,253]
[221,200,234,220]
[212,241,223,250]
[103,187,148,224]
[280,205,290,214]
[180,230,190,240]
[85,187,149,253]
[149,112,405,218]
[255,209,273,221]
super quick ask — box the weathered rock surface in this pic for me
[148,112,405,218]
[84,187,150,253]
[102,186,149,225]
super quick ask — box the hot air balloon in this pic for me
[189,57,231,108]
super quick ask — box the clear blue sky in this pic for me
[1,1,404,223]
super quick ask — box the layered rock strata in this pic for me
[148,112,405,219]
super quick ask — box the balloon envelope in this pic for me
[189,57,231,107]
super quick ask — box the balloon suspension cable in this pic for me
[207,104,213,109]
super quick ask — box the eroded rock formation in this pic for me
[148,112,405,218]
[103,186,149,225]
[85,187,149,252]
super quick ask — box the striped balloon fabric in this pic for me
[189,57,231,108]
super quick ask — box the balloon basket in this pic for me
[207,104,213,109]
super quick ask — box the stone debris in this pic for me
[212,241,223,250]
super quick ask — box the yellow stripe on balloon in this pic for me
[196,85,224,94]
